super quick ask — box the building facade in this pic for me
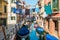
[37,0,60,39]
[44,0,60,39]
[0,0,8,26]
[7,0,17,27]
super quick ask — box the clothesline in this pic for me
[16,1,41,9]
[14,0,52,16]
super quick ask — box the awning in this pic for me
[46,34,58,40]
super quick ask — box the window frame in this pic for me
[11,16,16,20]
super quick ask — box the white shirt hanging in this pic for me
[43,12,48,18]
[22,9,25,15]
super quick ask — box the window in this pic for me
[4,5,7,13]
[0,0,2,8]
[0,12,2,15]
[52,0,59,11]
[11,16,15,20]
[54,20,58,31]
[0,19,7,26]
[11,0,16,3]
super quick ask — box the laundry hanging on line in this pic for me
[30,8,33,14]
[12,7,40,15]
[22,9,25,15]
[35,7,40,13]
[12,7,16,13]
[15,1,23,6]
[31,7,40,14]
[16,8,22,14]
[12,7,22,14]
[25,9,30,15]
[44,3,52,15]
[43,12,48,18]
[12,7,30,15]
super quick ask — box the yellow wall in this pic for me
[0,0,7,12]
[0,0,2,12]
[0,0,7,18]
[2,0,7,14]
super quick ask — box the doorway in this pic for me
[54,20,58,35]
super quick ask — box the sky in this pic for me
[22,0,39,8]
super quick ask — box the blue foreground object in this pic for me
[46,34,58,40]
[29,30,39,40]
[36,27,44,34]
[17,27,29,36]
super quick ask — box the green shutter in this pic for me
[11,16,15,20]
[52,0,59,11]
